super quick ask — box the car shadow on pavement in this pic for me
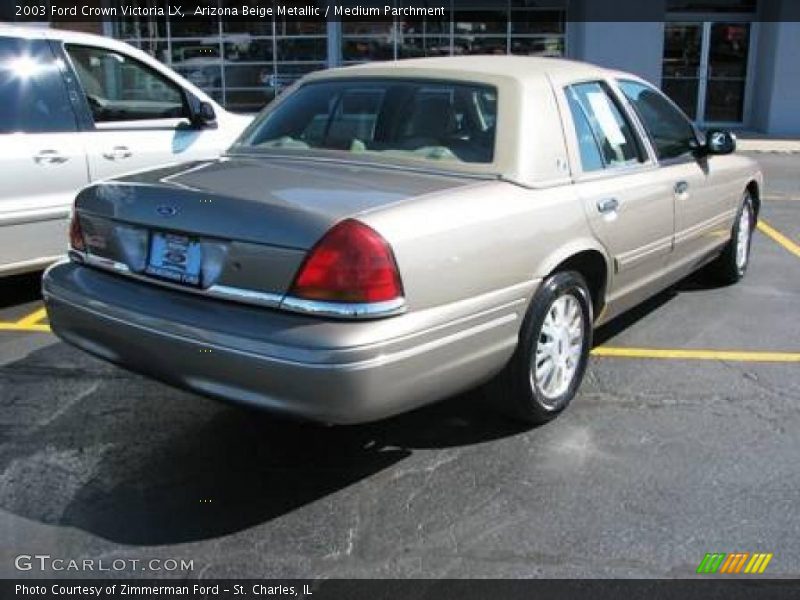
[0,342,525,546]
[0,271,43,309]
[593,269,728,346]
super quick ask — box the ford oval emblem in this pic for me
[156,205,178,217]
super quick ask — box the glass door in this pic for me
[662,21,752,126]
[662,23,704,120]
[704,22,751,123]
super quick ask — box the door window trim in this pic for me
[615,77,704,167]
[559,77,656,182]
[61,42,191,129]
[48,40,96,132]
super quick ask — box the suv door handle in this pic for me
[597,197,619,214]
[33,150,68,165]
[102,146,132,160]
[674,181,689,196]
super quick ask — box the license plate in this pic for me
[145,232,202,286]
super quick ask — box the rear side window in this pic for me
[0,37,78,134]
[565,81,644,172]
[618,79,699,161]
[65,44,188,123]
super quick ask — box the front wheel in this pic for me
[488,271,593,425]
[707,191,755,284]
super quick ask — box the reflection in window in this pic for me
[566,82,644,169]
[0,39,78,133]
[619,79,698,160]
[66,44,187,122]
[342,21,395,63]
[398,37,452,58]
[666,0,756,12]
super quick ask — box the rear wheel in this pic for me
[488,271,593,425]
[707,191,755,284]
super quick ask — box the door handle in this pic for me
[596,197,619,214]
[33,149,68,165]
[674,181,690,196]
[102,146,132,160]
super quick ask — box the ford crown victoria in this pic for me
[43,56,763,424]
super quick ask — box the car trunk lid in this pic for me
[73,156,475,299]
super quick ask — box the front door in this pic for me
[662,21,752,126]
[617,79,740,272]
[61,43,224,182]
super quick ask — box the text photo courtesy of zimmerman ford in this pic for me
[1,3,800,596]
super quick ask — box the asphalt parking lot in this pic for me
[1,152,798,579]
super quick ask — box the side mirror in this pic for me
[187,95,217,128]
[704,129,736,155]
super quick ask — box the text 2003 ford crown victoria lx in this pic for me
[43,56,763,425]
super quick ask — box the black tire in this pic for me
[707,191,755,285]
[487,271,593,425]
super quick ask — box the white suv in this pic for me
[0,26,253,276]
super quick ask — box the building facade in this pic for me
[58,0,800,134]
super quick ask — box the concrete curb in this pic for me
[737,139,800,154]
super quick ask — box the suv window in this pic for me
[618,80,698,161]
[0,38,77,134]
[566,81,644,171]
[65,44,188,123]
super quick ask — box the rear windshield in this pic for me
[233,79,497,164]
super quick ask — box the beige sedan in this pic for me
[43,56,763,424]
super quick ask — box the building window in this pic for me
[114,0,328,112]
[666,0,756,13]
[346,1,567,64]
[113,1,566,112]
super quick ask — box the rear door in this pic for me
[0,36,89,272]
[60,42,229,181]
[559,80,675,314]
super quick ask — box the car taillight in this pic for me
[289,219,403,304]
[69,212,85,252]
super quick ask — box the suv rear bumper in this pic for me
[43,261,531,423]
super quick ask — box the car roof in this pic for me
[309,55,616,85]
[0,24,138,49]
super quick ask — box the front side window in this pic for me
[234,79,497,164]
[565,81,644,172]
[0,38,77,134]
[618,80,698,161]
[65,44,187,123]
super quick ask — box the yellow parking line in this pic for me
[758,220,800,259]
[592,346,800,362]
[15,307,48,327]
[0,322,51,333]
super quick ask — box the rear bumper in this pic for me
[43,261,533,423]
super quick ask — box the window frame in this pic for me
[614,77,703,165]
[560,78,653,179]
[62,43,192,129]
